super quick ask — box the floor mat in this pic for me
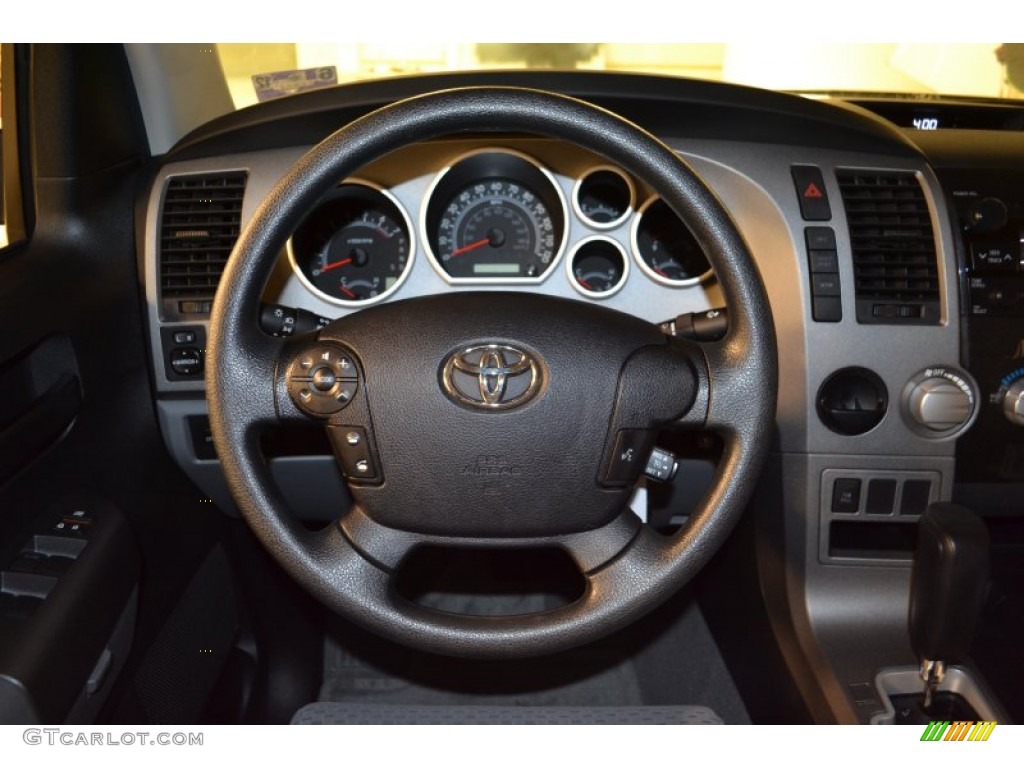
[317,588,748,722]
[320,633,644,707]
[294,702,721,724]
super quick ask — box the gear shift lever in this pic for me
[909,503,989,709]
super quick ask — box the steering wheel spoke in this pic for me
[338,503,644,575]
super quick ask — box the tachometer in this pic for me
[423,149,567,284]
[288,181,414,306]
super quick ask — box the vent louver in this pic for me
[159,172,247,317]
[836,170,940,325]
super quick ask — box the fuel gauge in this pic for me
[568,237,628,299]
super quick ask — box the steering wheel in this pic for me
[207,87,777,659]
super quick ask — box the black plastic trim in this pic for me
[163,71,923,163]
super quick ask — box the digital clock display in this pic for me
[911,116,940,130]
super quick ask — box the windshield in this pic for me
[217,43,1024,110]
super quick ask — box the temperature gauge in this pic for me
[568,237,628,298]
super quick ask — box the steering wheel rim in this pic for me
[207,86,777,658]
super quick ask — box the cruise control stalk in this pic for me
[659,307,728,341]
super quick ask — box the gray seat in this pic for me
[291,702,723,725]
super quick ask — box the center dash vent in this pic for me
[836,170,941,325]
[159,171,247,318]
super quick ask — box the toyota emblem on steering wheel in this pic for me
[442,344,543,410]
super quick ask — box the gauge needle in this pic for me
[451,238,491,257]
[577,278,594,290]
[339,285,357,299]
[321,257,353,273]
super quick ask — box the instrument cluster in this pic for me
[287,146,714,307]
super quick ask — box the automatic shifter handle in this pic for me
[909,503,989,709]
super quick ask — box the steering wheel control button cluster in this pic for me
[328,427,380,483]
[442,344,543,410]
[792,165,832,221]
[605,429,657,485]
[287,346,360,416]
[805,227,842,322]
[643,447,679,483]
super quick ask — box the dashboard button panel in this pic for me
[805,226,843,322]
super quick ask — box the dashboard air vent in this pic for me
[836,170,940,325]
[159,172,248,317]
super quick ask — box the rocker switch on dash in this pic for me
[832,478,861,513]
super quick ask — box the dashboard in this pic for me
[154,139,724,334]
[285,147,713,305]
[138,72,1024,723]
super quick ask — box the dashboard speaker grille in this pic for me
[837,170,941,325]
[159,172,248,316]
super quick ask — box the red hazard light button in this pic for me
[791,165,832,221]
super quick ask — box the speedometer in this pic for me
[437,179,557,279]
[423,149,567,284]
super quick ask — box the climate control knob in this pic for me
[1005,380,1024,426]
[903,367,979,437]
